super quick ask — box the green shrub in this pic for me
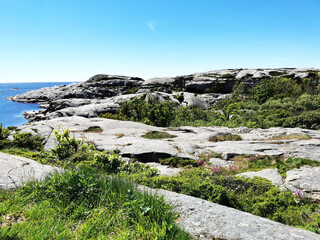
[283,110,320,129]
[159,157,199,168]
[0,124,9,140]
[51,128,95,160]
[51,128,124,172]
[13,133,43,151]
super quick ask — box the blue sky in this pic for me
[1,0,320,82]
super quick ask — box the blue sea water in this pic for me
[0,82,76,127]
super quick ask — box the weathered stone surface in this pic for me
[208,158,233,168]
[0,152,59,189]
[140,185,320,240]
[15,117,320,164]
[24,94,141,121]
[237,168,283,186]
[285,166,320,200]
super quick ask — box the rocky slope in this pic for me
[8,68,320,122]
[1,152,319,239]
[14,116,320,200]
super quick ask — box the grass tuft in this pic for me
[264,134,312,141]
[142,131,177,139]
[209,134,242,142]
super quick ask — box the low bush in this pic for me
[159,157,200,168]
[51,128,124,173]
[12,133,44,151]
[0,124,9,140]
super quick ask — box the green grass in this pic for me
[0,167,191,240]
[142,131,177,139]
[209,134,242,142]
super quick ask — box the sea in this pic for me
[0,82,76,127]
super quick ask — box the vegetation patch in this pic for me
[142,131,177,139]
[264,134,312,141]
[0,168,190,239]
[2,126,320,234]
[100,76,320,130]
[83,126,103,133]
[159,157,203,168]
[123,167,320,233]
[209,134,242,142]
[220,73,235,79]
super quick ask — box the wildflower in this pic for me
[249,154,256,161]
[211,166,222,173]
[197,160,204,166]
[295,189,303,198]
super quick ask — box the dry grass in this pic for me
[114,133,124,138]
[142,131,177,139]
[209,134,242,142]
[264,134,311,141]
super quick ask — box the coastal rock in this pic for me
[8,75,144,103]
[285,166,320,200]
[7,68,320,122]
[24,94,141,121]
[15,117,320,164]
[0,152,59,189]
[237,168,283,186]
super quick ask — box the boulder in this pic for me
[145,162,182,177]
[237,168,283,186]
[0,152,59,189]
[141,185,320,240]
[285,166,320,200]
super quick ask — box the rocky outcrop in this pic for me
[8,68,320,122]
[141,68,320,93]
[0,152,59,189]
[144,186,320,240]
[15,117,320,162]
[237,168,283,187]
[285,166,320,201]
[8,75,144,103]
[13,116,320,199]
